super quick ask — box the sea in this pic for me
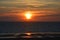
[0,22,60,33]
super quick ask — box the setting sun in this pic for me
[25,11,32,19]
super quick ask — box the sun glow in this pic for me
[25,11,32,19]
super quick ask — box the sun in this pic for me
[25,11,32,19]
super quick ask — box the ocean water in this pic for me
[0,22,60,33]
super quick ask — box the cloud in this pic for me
[37,0,60,2]
[0,0,16,1]
[38,4,60,9]
[0,0,60,9]
[0,0,60,22]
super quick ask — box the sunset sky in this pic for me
[0,0,60,22]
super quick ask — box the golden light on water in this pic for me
[25,11,32,20]
[26,33,31,36]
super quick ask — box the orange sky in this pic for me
[0,0,60,22]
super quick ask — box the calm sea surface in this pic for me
[0,22,60,33]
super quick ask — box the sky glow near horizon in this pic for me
[0,0,60,21]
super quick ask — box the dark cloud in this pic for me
[33,4,60,9]
[37,0,60,2]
